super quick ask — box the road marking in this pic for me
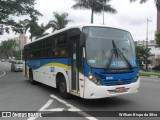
[43,108,64,111]
[28,99,53,120]
[39,99,53,111]
[28,94,97,120]
[0,70,6,78]
[50,94,97,120]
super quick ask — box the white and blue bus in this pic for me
[23,25,140,99]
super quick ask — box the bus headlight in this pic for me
[88,72,101,85]
[134,73,140,82]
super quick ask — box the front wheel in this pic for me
[59,78,70,99]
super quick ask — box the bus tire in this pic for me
[59,77,70,99]
[29,69,36,85]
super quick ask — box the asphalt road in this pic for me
[0,61,160,120]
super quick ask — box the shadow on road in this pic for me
[24,79,132,111]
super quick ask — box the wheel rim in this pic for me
[60,82,66,93]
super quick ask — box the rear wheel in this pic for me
[29,69,36,84]
[58,77,70,99]
[13,67,15,72]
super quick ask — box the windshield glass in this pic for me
[83,27,137,69]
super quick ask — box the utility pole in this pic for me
[96,0,105,25]
[102,0,104,25]
[20,35,24,61]
[146,18,151,70]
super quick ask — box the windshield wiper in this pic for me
[117,48,133,70]
[105,49,114,71]
[105,40,133,71]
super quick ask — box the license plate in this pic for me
[115,87,125,92]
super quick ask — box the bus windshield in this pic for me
[83,27,137,69]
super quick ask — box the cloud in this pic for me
[0,0,157,41]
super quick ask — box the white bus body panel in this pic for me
[27,65,85,98]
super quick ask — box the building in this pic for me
[14,34,27,50]
[136,40,160,66]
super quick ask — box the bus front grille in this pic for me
[101,79,134,86]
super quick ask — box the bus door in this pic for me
[70,36,80,92]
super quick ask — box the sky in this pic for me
[0,0,157,42]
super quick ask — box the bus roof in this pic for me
[24,24,127,46]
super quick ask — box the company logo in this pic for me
[2,112,11,117]
[118,79,123,85]
[106,77,113,80]
[50,67,54,72]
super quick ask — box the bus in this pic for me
[23,24,140,99]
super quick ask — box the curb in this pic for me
[0,70,6,78]
[140,75,160,78]
[150,75,160,78]
[0,71,3,76]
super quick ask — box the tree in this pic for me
[46,12,72,32]
[13,50,21,60]
[11,13,46,41]
[30,23,48,40]
[11,19,30,35]
[136,45,151,70]
[130,0,160,10]
[72,0,117,23]
[0,0,42,35]
[155,31,160,47]
[0,39,17,58]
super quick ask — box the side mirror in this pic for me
[29,54,34,59]
[80,33,86,47]
[79,47,84,70]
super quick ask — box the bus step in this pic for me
[70,91,80,97]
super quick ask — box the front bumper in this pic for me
[15,67,23,71]
[83,77,140,99]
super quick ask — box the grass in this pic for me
[150,70,160,73]
[140,70,160,77]
[141,70,160,73]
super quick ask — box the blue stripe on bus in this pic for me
[26,58,71,70]
[83,58,139,86]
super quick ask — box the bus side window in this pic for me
[34,41,42,58]
[29,44,34,59]
[42,36,53,58]
[54,32,68,57]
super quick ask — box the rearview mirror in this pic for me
[80,33,86,47]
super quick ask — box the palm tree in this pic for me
[130,0,160,10]
[155,0,160,10]
[46,12,72,32]
[11,19,30,35]
[72,0,117,24]
[11,13,46,41]
[29,21,48,40]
